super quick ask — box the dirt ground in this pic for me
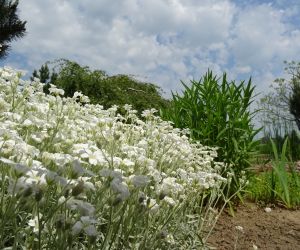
[207,202,300,250]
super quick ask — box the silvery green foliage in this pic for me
[0,67,227,249]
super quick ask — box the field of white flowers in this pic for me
[0,67,230,249]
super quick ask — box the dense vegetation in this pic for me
[1,57,300,249]
[160,71,260,197]
[0,67,232,249]
[31,59,170,115]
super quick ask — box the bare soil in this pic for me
[207,202,300,250]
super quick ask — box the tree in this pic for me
[30,63,57,94]
[30,64,50,83]
[288,62,300,130]
[31,59,170,114]
[0,0,26,59]
[259,61,300,134]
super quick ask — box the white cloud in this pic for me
[235,65,252,74]
[230,4,300,71]
[1,0,300,98]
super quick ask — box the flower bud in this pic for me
[22,187,33,198]
[35,187,43,202]
[159,192,165,200]
[72,181,84,196]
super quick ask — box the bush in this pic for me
[31,59,170,115]
[0,67,230,249]
[161,70,260,196]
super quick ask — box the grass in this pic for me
[247,170,300,207]
[246,138,300,208]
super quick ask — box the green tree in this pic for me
[259,61,300,133]
[30,64,50,83]
[31,63,57,94]
[288,62,300,130]
[0,0,26,59]
[32,59,169,114]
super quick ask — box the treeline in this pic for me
[31,59,170,114]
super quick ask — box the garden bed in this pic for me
[208,202,300,249]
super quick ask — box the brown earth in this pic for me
[207,202,300,250]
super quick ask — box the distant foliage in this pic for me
[288,61,300,130]
[161,70,260,195]
[31,59,169,115]
[259,130,300,161]
[259,61,300,134]
[30,64,57,94]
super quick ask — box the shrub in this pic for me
[0,67,230,249]
[31,59,170,115]
[161,70,260,196]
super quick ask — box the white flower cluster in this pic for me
[0,67,227,247]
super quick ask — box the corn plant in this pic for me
[247,138,300,208]
[161,70,260,197]
[270,138,300,208]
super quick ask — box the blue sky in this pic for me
[1,0,300,98]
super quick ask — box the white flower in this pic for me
[25,170,47,186]
[80,95,90,103]
[0,157,15,165]
[129,175,150,188]
[72,216,97,237]
[0,66,229,246]
[49,86,64,96]
[99,168,122,180]
[58,196,66,205]
[73,91,83,98]
[122,158,135,168]
[110,178,130,200]
[77,177,95,191]
[28,214,42,233]
[84,150,107,166]
[23,119,33,127]
[124,104,132,111]
[163,196,176,206]
[158,177,184,195]
[66,199,95,216]
[166,233,175,244]
[8,177,29,194]
[145,198,159,213]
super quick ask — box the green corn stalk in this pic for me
[270,137,291,208]
[161,70,261,198]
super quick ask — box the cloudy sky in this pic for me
[1,0,300,98]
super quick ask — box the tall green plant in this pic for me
[161,70,260,195]
[259,130,300,162]
[270,138,300,208]
[247,138,300,208]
